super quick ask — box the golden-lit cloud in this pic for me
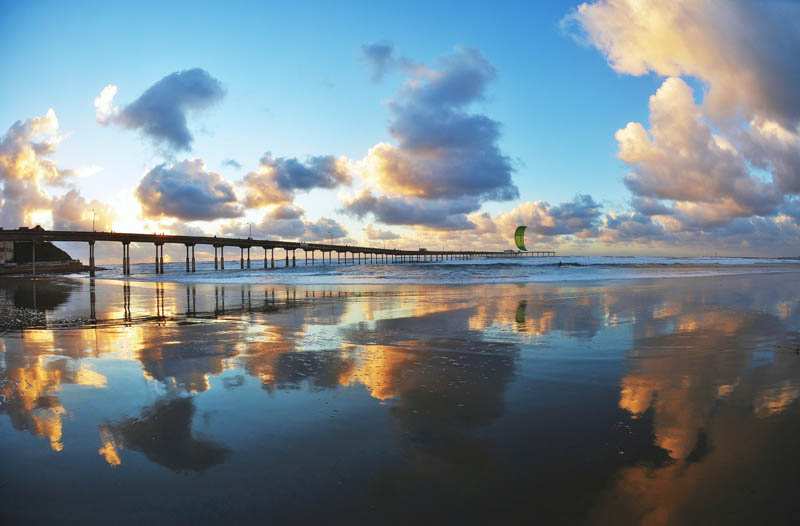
[568,0,800,252]
[364,223,400,241]
[243,153,351,208]
[616,77,781,227]
[344,48,518,230]
[0,109,66,226]
[0,109,117,230]
[569,0,800,127]
[52,189,115,231]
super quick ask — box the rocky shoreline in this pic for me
[0,303,106,331]
[0,304,48,331]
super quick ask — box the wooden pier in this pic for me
[0,228,556,277]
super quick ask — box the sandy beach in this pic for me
[1,272,799,524]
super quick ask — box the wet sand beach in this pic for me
[2,273,800,524]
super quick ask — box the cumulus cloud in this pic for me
[601,212,800,255]
[243,153,351,208]
[255,217,306,239]
[739,118,800,195]
[566,0,800,250]
[617,77,782,227]
[230,204,309,238]
[567,0,800,127]
[268,204,304,220]
[224,206,348,242]
[344,191,479,230]
[630,197,672,217]
[717,216,800,253]
[0,109,119,233]
[52,190,115,231]
[347,3,800,253]
[136,159,243,221]
[364,224,400,241]
[373,48,516,199]
[377,195,604,252]
[782,199,800,222]
[0,109,115,233]
[94,85,119,124]
[304,217,348,241]
[467,212,498,235]
[601,212,668,244]
[492,194,603,239]
[347,47,518,229]
[95,68,225,151]
[0,109,68,226]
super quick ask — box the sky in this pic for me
[2,0,800,258]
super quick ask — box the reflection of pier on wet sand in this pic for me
[6,276,406,328]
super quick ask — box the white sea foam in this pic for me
[80,255,800,286]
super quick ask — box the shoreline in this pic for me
[2,270,799,523]
[64,263,800,287]
[3,270,800,331]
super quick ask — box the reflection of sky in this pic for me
[1,273,800,523]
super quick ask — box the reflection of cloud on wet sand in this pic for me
[0,352,106,452]
[592,301,800,525]
[101,397,229,471]
[338,344,415,400]
[138,330,237,394]
[238,298,354,391]
[753,380,800,418]
[618,309,782,460]
[236,297,521,509]
[336,305,520,508]
[5,274,800,524]
[467,285,602,337]
[98,426,122,466]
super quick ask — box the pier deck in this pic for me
[0,228,556,276]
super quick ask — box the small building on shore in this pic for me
[0,241,13,264]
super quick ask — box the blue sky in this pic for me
[2,0,799,255]
[1,1,654,202]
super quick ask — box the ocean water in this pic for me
[85,255,800,285]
